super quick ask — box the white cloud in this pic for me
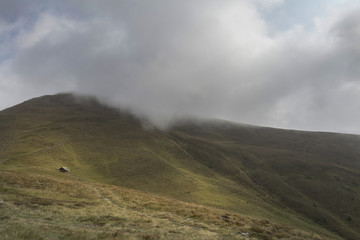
[255,0,284,9]
[0,0,360,133]
[17,13,84,49]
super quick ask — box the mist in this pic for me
[1,0,360,133]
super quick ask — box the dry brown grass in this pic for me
[0,170,335,239]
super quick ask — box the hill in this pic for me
[1,93,359,239]
[0,170,327,240]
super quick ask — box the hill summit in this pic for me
[1,93,359,239]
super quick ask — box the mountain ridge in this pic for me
[1,93,359,239]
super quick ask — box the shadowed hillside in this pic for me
[170,120,360,239]
[1,93,359,239]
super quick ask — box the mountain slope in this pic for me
[0,170,328,240]
[170,120,360,239]
[1,93,359,239]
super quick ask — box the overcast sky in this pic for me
[1,0,360,133]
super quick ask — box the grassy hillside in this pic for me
[0,170,330,240]
[169,120,360,239]
[0,93,359,239]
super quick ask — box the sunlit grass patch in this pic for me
[0,170,333,240]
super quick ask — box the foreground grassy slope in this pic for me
[0,93,358,239]
[0,170,329,240]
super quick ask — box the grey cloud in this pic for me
[331,9,360,44]
[1,0,360,133]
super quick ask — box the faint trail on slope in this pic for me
[0,158,9,164]
[90,186,115,206]
[0,141,16,152]
[67,170,120,208]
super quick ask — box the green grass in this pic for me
[0,93,359,239]
[170,120,360,239]
[0,170,332,240]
